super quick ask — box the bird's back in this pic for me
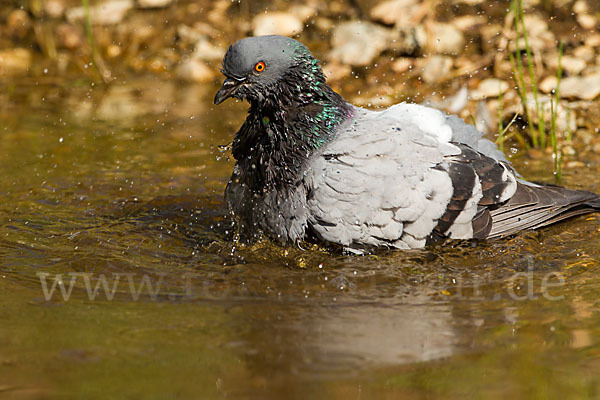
[306,103,600,250]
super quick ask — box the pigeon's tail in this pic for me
[486,181,600,239]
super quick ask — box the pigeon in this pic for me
[214,35,600,250]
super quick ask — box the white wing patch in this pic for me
[380,103,454,144]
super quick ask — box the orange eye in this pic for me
[254,61,265,72]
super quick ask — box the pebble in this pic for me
[137,0,174,8]
[370,0,421,28]
[288,4,317,22]
[0,48,32,77]
[391,58,413,74]
[175,59,214,83]
[191,39,225,61]
[66,0,133,25]
[252,12,303,37]
[560,73,600,100]
[416,55,453,84]
[469,78,509,100]
[44,0,66,18]
[328,21,392,67]
[451,15,486,31]
[513,15,555,52]
[7,9,31,39]
[585,34,600,48]
[573,0,597,30]
[427,23,465,55]
[55,24,83,50]
[539,76,558,94]
[573,46,595,63]
[548,55,586,76]
[322,62,351,82]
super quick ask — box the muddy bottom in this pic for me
[1,77,600,399]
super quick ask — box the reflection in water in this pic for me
[1,79,600,398]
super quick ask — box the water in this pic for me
[1,77,600,399]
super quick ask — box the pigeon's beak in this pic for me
[214,78,241,105]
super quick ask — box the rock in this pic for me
[577,14,597,30]
[512,15,555,52]
[0,48,32,78]
[288,4,317,22]
[252,12,303,37]
[55,24,83,50]
[451,15,486,31]
[314,17,334,32]
[66,0,133,25]
[585,34,600,48]
[322,62,351,81]
[539,76,558,94]
[106,44,122,58]
[137,0,173,8]
[7,9,31,39]
[176,59,214,83]
[573,46,595,63]
[470,78,509,100]
[560,73,600,100]
[44,0,66,18]
[177,23,219,44]
[191,39,225,62]
[388,25,427,55]
[548,55,586,76]
[329,21,393,67]
[427,22,465,55]
[370,0,421,28]
[573,0,597,30]
[416,55,453,84]
[391,58,413,74]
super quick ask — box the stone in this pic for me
[370,0,421,28]
[0,48,32,78]
[512,15,555,52]
[177,23,219,44]
[55,24,83,50]
[66,0,133,25]
[328,21,393,67]
[176,59,214,83]
[322,62,351,81]
[560,73,600,100]
[548,55,586,76]
[539,76,558,94]
[451,15,486,31]
[470,78,509,100]
[391,58,413,74]
[7,9,31,39]
[416,55,453,84]
[191,39,225,62]
[427,22,465,55]
[585,34,600,48]
[137,0,173,8]
[288,4,317,22]
[44,0,66,18]
[252,12,303,37]
[577,14,597,30]
[573,46,595,63]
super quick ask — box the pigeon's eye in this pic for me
[254,61,265,72]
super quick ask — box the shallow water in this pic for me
[1,77,600,399]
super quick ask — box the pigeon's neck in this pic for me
[232,79,354,190]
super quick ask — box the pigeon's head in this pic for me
[214,35,324,105]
